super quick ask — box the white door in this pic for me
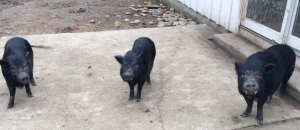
[286,0,300,50]
[241,0,292,44]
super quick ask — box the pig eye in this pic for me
[242,72,246,76]
[11,67,16,71]
[257,73,262,78]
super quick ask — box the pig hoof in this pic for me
[28,94,33,97]
[146,81,151,85]
[240,113,251,117]
[128,97,134,101]
[31,80,36,86]
[279,93,283,97]
[256,118,263,125]
[7,104,13,109]
[136,98,140,102]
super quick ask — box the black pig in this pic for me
[115,37,156,102]
[0,37,37,109]
[235,44,296,124]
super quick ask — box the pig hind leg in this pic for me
[25,84,33,97]
[29,54,36,86]
[146,75,151,85]
[280,66,295,96]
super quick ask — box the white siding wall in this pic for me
[177,0,241,33]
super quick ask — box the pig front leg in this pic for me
[241,96,253,117]
[128,83,135,101]
[256,97,267,125]
[7,84,16,109]
[136,80,145,102]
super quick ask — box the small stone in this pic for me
[129,21,136,25]
[115,15,121,18]
[170,8,174,11]
[105,15,110,18]
[157,23,165,27]
[134,20,141,24]
[148,21,154,25]
[125,11,131,15]
[168,20,174,24]
[172,21,179,26]
[140,13,146,17]
[137,5,143,8]
[188,19,192,21]
[163,13,168,17]
[187,21,197,25]
[133,14,139,17]
[131,5,135,7]
[115,21,121,27]
[124,18,129,22]
[157,18,164,21]
[164,18,169,22]
[98,21,101,24]
[142,10,147,13]
[165,22,172,26]
[165,11,172,14]
[89,20,96,23]
[182,19,189,23]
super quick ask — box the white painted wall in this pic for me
[177,0,241,33]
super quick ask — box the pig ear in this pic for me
[234,61,243,74]
[137,50,143,58]
[264,63,275,73]
[25,52,30,58]
[114,55,123,64]
[0,60,7,67]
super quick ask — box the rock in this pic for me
[115,21,121,27]
[165,22,172,26]
[158,21,165,25]
[89,20,96,23]
[148,21,154,25]
[140,13,146,17]
[163,13,168,17]
[168,20,174,24]
[182,19,189,23]
[131,5,135,7]
[157,23,165,27]
[105,15,110,18]
[157,18,164,21]
[124,18,129,22]
[170,8,174,11]
[125,11,131,15]
[137,5,143,8]
[165,11,172,14]
[142,10,147,13]
[164,18,169,22]
[179,14,186,18]
[77,7,85,13]
[115,15,121,18]
[188,19,192,21]
[134,20,140,24]
[172,21,179,26]
[98,21,101,24]
[133,14,139,17]
[129,21,136,25]
[188,21,197,25]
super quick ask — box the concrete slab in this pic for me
[214,33,300,104]
[0,25,299,129]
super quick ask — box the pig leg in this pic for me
[146,75,151,85]
[7,85,16,109]
[279,82,287,97]
[136,80,145,102]
[30,72,36,86]
[25,84,33,97]
[128,83,135,101]
[240,96,253,117]
[256,97,267,125]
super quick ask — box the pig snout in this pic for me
[123,69,134,81]
[243,80,259,95]
[18,71,30,84]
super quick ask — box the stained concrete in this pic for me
[0,25,299,129]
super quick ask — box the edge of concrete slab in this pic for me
[214,33,300,104]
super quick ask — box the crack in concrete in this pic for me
[156,62,166,130]
[231,117,300,130]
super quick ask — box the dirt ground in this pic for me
[0,0,170,36]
